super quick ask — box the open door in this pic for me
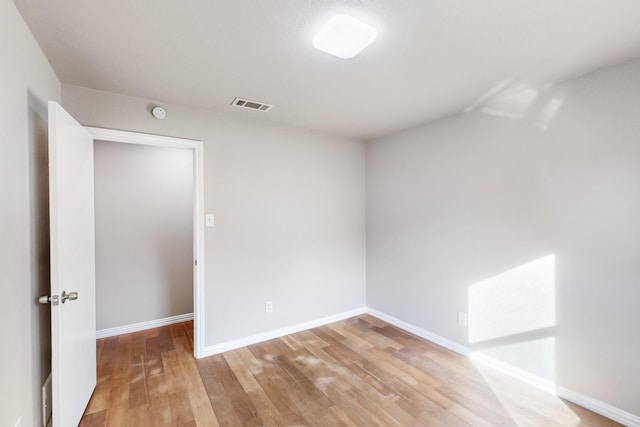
[46,101,96,426]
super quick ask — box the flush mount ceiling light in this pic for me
[313,14,377,59]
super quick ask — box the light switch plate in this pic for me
[205,214,215,227]
[457,311,468,326]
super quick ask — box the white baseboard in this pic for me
[468,351,557,394]
[366,307,639,427]
[366,307,470,356]
[96,313,194,339]
[557,387,640,427]
[200,307,367,357]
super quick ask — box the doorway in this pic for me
[86,127,205,358]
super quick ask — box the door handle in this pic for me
[61,291,78,303]
[39,291,78,305]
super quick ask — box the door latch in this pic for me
[38,295,59,306]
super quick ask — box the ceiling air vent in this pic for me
[231,97,274,112]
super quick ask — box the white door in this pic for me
[48,101,96,426]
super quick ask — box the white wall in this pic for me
[0,2,61,427]
[367,59,640,416]
[94,141,193,330]
[63,84,367,346]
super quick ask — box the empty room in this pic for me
[2,0,640,426]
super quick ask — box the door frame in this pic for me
[86,127,206,358]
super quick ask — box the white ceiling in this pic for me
[15,0,640,140]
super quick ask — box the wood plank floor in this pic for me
[80,316,620,426]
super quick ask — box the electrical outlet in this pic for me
[265,300,273,313]
[205,214,215,227]
[14,416,22,427]
[457,311,468,327]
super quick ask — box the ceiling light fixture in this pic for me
[313,14,377,59]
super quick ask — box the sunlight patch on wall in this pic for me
[481,87,539,119]
[469,254,555,343]
[472,337,557,385]
[536,96,564,130]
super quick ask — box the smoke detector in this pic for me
[231,97,274,112]
[151,106,166,119]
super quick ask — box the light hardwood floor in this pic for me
[80,316,620,426]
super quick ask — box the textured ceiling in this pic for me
[15,0,640,140]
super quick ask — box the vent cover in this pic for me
[231,97,274,112]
